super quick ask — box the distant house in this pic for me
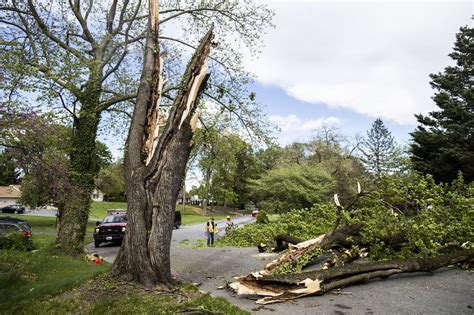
[0,185,22,207]
[177,191,190,204]
[91,188,104,202]
[0,185,104,206]
[190,195,201,205]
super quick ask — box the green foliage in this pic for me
[273,246,324,275]
[0,233,34,251]
[256,209,270,224]
[95,160,126,201]
[0,150,21,185]
[220,171,473,268]
[250,164,335,213]
[217,203,337,247]
[410,26,474,183]
[353,173,474,259]
[193,129,258,208]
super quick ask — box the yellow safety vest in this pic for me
[207,221,215,233]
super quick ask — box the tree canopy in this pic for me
[0,0,274,252]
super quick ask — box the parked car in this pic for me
[1,204,26,214]
[0,217,32,232]
[0,221,32,240]
[93,210,182,248]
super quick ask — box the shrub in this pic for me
[217,203,337,247]
[0,234,34,251]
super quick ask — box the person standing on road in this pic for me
[225,215,233,233]
[206,217,216,246]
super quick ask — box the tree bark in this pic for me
[110,0,214,287]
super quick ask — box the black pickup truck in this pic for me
[93,210,182,248]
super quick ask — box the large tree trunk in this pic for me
[111,0,214,287]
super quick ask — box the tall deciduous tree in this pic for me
[359,118,397,176]
[250,164,335,213]
[410,26,474,183]
[95,159,125,201]
[110,0,214,286]
[0,0,273,252]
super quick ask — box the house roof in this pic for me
[0,185,21,198]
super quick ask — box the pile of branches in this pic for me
[230,182,474,304]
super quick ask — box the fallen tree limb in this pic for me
[263,223,363,273]
[258,234,304,253]
[229,249,474,304]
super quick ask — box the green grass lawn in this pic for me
[0,214,97,233]
[0,234,248,314]
[0,203,226,235]
[92,202,225,225]
[0,234,109,313]
[90,201,127,219]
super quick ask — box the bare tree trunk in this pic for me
[110,0,214,287]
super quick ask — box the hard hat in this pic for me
[227,215,230,219]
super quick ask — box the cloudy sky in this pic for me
[244,0,472,146]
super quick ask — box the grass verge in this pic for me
[92,202,226,226]
[0,234,248,314]
[0,234,109,313]
[90,201,128,219]
[0,214,97,233]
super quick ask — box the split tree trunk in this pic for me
[110,0,214,287]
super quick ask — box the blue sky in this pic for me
[101,0,472,161]
[251,81,414,146]
[243,0,472,148]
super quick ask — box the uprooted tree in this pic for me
[228,174,474,304]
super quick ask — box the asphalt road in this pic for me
[85,218,474,314]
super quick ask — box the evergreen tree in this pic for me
[0,150,21,185]
[359,118,397,176]
[410,26,473,183]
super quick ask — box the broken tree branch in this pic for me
[230,249,474,305]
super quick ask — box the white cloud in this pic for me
[269,114,341,144]
[246,1,471,124]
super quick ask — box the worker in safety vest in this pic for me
[206,217,216,246]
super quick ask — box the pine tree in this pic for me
[0,150,21,185]
[359,118,397,176]
[410,26,473,183]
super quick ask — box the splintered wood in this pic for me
[229,234,474,305]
